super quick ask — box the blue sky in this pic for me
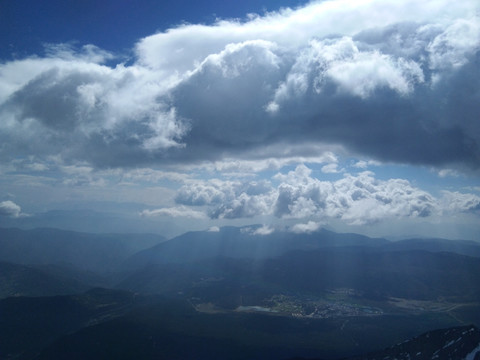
[0,0,308,59]
[0,0,479,239]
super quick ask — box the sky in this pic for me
[0,0,479,240]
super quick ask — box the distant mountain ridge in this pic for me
[0,227,166,273]
[123,226,389,269]
[124,225,480,270]
[0,261,91,298]
[2,226,479,276]
[112,226,480,310]
[1,225,479,302]
[383,237,480,258]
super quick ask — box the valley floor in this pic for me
[194,288,480,326]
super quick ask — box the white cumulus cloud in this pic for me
[0,200,25,218]
[140,206,207,219]
[290,221,322,234]
[171,164,480,226]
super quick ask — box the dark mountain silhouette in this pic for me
[0,288,155,360]
[348,324,480,360]
[289,325,480,360]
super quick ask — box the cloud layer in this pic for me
[0,200,25,218]
[173,165,480,227]
[0,0,478,169]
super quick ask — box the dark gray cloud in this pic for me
[0,57,187,167]
[172,30,479,168]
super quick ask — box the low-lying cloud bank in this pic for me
[0,0,478,169]
[142,165,480,226]
[0,200,26,218]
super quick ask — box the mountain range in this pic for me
[0,227,165,273]
[0,225,479,359]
